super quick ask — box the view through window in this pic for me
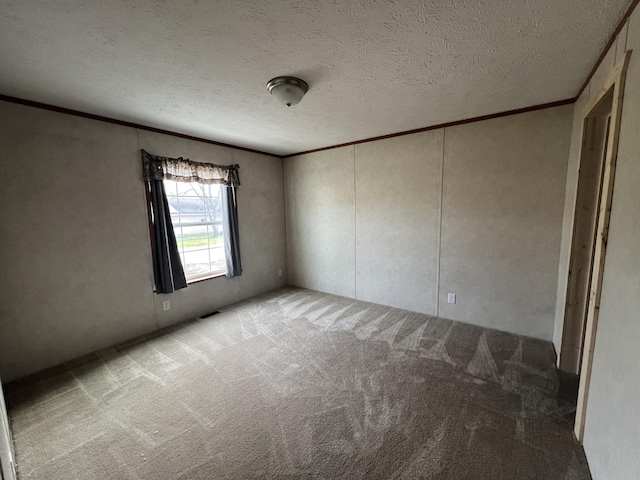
[164,179,226,281]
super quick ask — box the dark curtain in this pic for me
[222,186,242,278]
[148,180,188,293]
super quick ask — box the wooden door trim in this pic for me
[558,115,592,373]
[573,50,632,442]
[0,381,17,480]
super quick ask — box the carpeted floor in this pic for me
[5,287,591,479]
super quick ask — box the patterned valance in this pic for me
[141,149,240,187]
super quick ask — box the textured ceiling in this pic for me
[0,0,631,156]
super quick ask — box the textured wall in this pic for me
[354,132,442,314]
[284,147,355,298]
[439,108,572,339]
[554,7,640,478]
[285,106,572,339]
[0,101,287,382]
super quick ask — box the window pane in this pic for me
[208,224,225,273]
[169,210,181,227]
[176,181,196,196]
[162,180,226,281]
[210,257,226,274]
[203,186,223,223]
[164,180,179,195]
[207,224,223,246]
[174,225,185,251]
[182,249,212,278]
[177,225,209,249]
[164,181,181,226]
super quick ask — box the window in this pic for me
[163,179,226,281]
[142,149,241,293]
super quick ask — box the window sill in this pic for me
[187,271,226,285]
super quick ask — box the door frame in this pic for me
[566,50,631,442]
[559,97,611,375]
[0,380,17,480]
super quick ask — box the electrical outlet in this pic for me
[278,268,283,277]
[447,293,456,304]
[162,300,171,311]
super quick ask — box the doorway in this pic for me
[559,51,631,442]
[560,94,612,376]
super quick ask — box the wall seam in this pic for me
[291,168,297,286]
[281,156,288,287]
[435,128,446,317]
[353,144,357,300]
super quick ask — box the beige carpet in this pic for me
[6,287,591,479]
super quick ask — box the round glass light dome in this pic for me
[266,77,309,107]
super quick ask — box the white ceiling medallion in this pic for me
[266,76,309,107]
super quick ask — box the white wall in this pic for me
[355,132,442,314]
[284,147,355,297]
[285,106,572,340]
[553,6,640,479]
[0,101,287,382]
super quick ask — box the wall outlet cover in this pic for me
[447,293,456,304]
[162,300,171,311]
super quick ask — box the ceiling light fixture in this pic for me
[266,76,308,107]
